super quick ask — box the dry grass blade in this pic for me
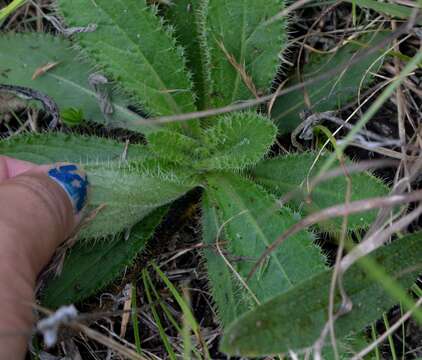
[215,210,261,306]
[264,0,321,26]
[71,322,148,360]
[313,205,422,359]
[248,189,422,280]
[341,204,422,271]
[366,155,422,239]
[33,304,148,359]
[133,18,418,126]
[31,61,60,80]
[350,297,422,360]
[307,159,399,191]
[217,40,259,99]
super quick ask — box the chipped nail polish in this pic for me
[48,164,89,213]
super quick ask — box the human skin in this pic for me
[0,156,87,359]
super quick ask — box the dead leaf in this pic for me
[32,62,61,80]
[120,283,133,338]
[0,92,26,114]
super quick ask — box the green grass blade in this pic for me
[252,152,388,232]
[206,0,288,107]
[131,284,143,354]
[371,323,381,360]
[271,32,388,134]
[142,270,177,360]
[57,0,197,133]
[145,271,183,333]
[345,0,420,21]
[317,47,422,176]
[153,264,209,358]
[153,264,199,335]
[383,312,398,360]
[203,172,327,326]
[220,232,422,356]
[0,33,150,132]
[42,207,167,308]
[0,0,27,21]
[321,333,377,360]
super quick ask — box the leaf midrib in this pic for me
[0,35,142,125]
[205,201,242,320]
[93,0,184,115]
[218,175,294,287]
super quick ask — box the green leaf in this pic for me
[252,152,389,232]
[0,133,195,238]
[57,0,197,132]
[147,130,201,164]
[206,0,288,107]
[220,232,422,356]
[203,172,326,326]
[0,132,148,164]
[323,334,376,360]
[148,112,277,169]
[80,160,197,239]
[61,108,84,127]
[271,32,388,134]
[166,0,211,110]
[202,191,250,326]
[42,207,167,308]
[0,33,151,132]
[346,0,420,20]
[194,112,277,171]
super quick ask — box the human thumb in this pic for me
[0,162,88,359]
[0,163,88,274]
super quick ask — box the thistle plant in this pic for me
[1,0,420,356]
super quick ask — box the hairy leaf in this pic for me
[201,192,250,325]
[0,33,151,132]
[80,160,197,239]
[204,173,326,326]
[0,133,195,238]
[42,207,167,308]
[271,32,388,134]
[0,132,148,164]
[57,0,198,134]
[147,130,201,164]
[221,232,422,356]
[206,0,287,107]
[166,0,211,110]
[252,152,388,232]
[195,112,277,171]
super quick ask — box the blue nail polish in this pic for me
[48,165,89,213]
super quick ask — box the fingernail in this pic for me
[47,164,89,214]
